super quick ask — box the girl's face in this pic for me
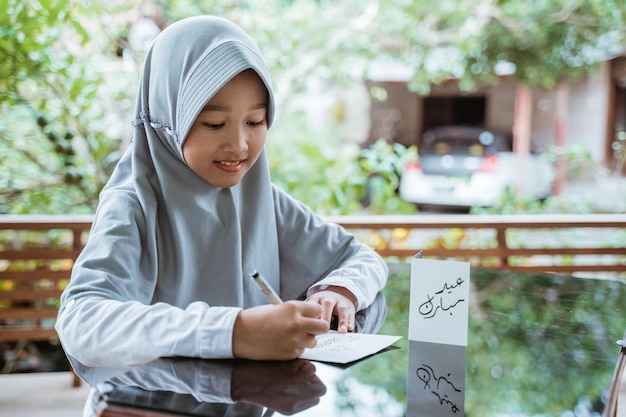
[183,69,268,188]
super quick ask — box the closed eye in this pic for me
[203,122,225,129]
[248,119,266,127]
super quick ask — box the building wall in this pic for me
[530,64,610,161]
[485,78,517,131]
[365,64,611,166]
[364,80,420,148]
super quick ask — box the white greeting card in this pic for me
[301,331,401,364]
[408,256,470,346]
[407,255,470,416]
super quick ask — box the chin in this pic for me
[206,175,244,189]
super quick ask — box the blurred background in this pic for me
[2,0,626,217]
[2,6,626,411]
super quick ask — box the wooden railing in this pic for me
[325,213,626,275]
[0,213,623,388]
[0,215,90,341]
[0,213,624,278]
[0,213,625,331]
[0,215,91,385]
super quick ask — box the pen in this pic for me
[251,270,283,305]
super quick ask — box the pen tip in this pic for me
[251,270,259,278]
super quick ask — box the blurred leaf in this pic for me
[3,0,625,214]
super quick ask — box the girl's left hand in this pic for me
[305,286,357,333]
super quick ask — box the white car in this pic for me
[399,126,555,209]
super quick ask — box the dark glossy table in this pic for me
[86,264,626,417]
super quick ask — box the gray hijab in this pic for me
[89,16,279,309]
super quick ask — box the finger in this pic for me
[335,304,355,333]
[300,316,330,335]
[282,301,328,334]
[319,298,335,324]
[300,333,319,349]
[294,300,323,318]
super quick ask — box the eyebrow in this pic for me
[201,102,267,112]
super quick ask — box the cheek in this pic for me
[181,130,199,163]
[249,130,267,154]
[182,138,211,171]
[181,142,198,167]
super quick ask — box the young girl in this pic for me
[56,15,387,375]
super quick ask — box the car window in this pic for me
[423,139,487,156]
[432,142,451,154]
[468,144,484,156]
[421,127,510,156]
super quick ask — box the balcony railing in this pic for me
[1,213,625,276]
[0,213,623,389]
[326,213,626,275]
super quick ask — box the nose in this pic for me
[224,126,249,154]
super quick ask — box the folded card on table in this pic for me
[300,331,401,364]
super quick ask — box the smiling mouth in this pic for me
[215,159,245,172]
[217,160,243,167]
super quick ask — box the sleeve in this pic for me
[55,193,240,374]
[272,185,388,311]
[107,358,235,404]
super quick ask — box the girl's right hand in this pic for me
[232,301,329,360]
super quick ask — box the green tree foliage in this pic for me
[160,0,378,96]
[267,110,418,215]
[266,110,366,215]
[2,0,625,213]
[0,0,132,213]
[162,0,626,94]
[372,0,626,93]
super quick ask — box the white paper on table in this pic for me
[300,331,402,364]
[408,257,470,346]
